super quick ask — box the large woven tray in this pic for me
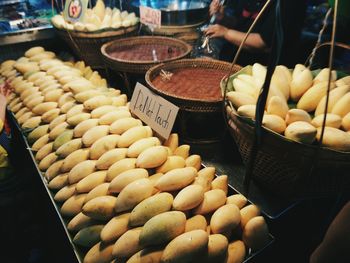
[55,25,138,69]
[101,36,192,74]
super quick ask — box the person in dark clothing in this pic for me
[205,0,307,67]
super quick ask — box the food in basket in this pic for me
[262,114,286,134]
[314,85,350,116]
[237,104,257,119]
[152,68,227,101]
[1,46,273,263]
[311,113,342,129]
[284,121,317,144]
[51,0,139,32]
[108,44,185,62]
[316,127,350,151]
[266,96,289,119]
[285,109,311,125]
[226,63,350,151]
[297,81,336,112]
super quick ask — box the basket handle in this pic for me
[309,1,339,175]
[222,0,284,195]
[305,41,350,70]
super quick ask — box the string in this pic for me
[319,1,338,151]
[243,0,283,194]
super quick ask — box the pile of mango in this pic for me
[227,63,350,151]
[1,47,270,263]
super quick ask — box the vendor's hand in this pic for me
[205,24,228,38]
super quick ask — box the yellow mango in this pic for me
[136,146,168,169]
[194,189,227,215]
[129,192,173,227]
[89,134,120,160]
[242,216,270,251]
[285,121,317,144]
[161,230,209,263]
[68,160,97,184]
[155,167,197,191]
[96,148,128,170]
[139,211,186,247]
[61,193,87,217]
[100,213,130,243]
[173,185,204,211]
[109,168,148,193]
[210,204,241,234]
[82,195,117,220]
[76,171,107,193]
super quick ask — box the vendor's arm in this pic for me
[205,24,268,52]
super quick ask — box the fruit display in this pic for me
[1,46,271,263]
[51,0,139,32]
[226,63,350,151]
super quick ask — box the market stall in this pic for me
[0,0,349,262]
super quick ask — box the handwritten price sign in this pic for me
[139,6,161,28]
[130,83,179,139]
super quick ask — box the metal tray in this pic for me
[10,111,274,262]
[130,0,209,26]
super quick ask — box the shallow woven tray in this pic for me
[146,58,240,112]
[55,25,138,69]
[101,36,192,74]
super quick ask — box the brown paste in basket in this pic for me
[108,44,183,62]
[152,68,225,101]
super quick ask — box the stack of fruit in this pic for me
[226,63,350,151]
[1,46,271,263]
[51,0,139,32]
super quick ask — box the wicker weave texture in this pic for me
[101,36,192,74]
[55,25,138,69]
[226,105,350,198]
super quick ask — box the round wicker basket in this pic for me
[146,58,241,142]
[55,25,138,69]
[101,36,192,74]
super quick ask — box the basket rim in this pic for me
[54,24,138,38]
[145,58,240,104]
[101,36,192,65]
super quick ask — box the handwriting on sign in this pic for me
[130,83,179,139]
[139,6,161,28]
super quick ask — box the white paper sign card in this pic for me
[130,83,179,139]
[139,6,161,28]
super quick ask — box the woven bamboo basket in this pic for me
[55,25,138,69]
[223,0,350,197]
[146,58,241,142]
[226,99,350,197]
[101,36,192,74]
